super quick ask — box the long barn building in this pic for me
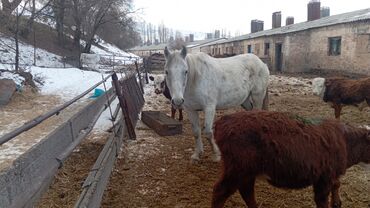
[130,8,370,75]
[201,8,370,75]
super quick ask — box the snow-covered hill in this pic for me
[0,31,140,100]
[0,33,67,70]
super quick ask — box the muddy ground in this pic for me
[36,72,370,208]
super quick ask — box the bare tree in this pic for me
[1,0,23,15]
[68,0,137,53]
[20,0,53,38]
[52,0,66,44]
[11,1,31,71]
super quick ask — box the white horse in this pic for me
[164,46,270,162]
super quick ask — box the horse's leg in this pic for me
[262,88,269,110]
[187,110,203,162]
[204,107,221,162]
[251,91,266,110]
[241,94,253,110]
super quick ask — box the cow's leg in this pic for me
[238,177,257,208]
[187,109,203,162]
[179,108,183,121]
[204,106,221,162]
[313,178,331,208]
[212,174,238,208]
[171,105,176,119]
[330,179,342,208]
[333,103,342,119]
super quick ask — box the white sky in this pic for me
[133,0,370,37]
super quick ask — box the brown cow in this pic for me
[212,110,370,208]
[312,77,370,119]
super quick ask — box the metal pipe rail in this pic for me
[0,73,114,145]
[0,69,145,207]
[0,82,117,208]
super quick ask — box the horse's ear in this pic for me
[181,46,187,58]
[164,47,170,59]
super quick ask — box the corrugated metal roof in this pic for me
[130,8,370,51]
[129,43,167,51]
[129,38,226,51]
[215,8,370,44]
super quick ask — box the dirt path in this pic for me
[37,74,370,208]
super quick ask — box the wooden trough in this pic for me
[141,111,182,136]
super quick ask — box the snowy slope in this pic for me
[0,33,68,70]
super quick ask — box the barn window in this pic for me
[328,37,341,56]
[247,45,252,53]
[264,43,270,56]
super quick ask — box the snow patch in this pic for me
[29,66,112,101]
[0,71,25,86]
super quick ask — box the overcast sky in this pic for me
[134,0,370,37]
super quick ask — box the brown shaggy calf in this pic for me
[312,77,370,119]
[212,111,370,208]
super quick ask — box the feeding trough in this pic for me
[141,111,182,136]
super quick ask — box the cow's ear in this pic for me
[164,47,170,59]
[149,76,154,81]
[181,45,187,59]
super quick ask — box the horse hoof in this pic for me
[190,158,200,164]
[191,153,201,163]
[212,154,221,162]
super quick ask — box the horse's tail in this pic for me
[262,87,269,110]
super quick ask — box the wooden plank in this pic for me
[74,120,125,208]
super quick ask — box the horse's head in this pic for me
[149,75,166,94]
[164,46,188,108]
